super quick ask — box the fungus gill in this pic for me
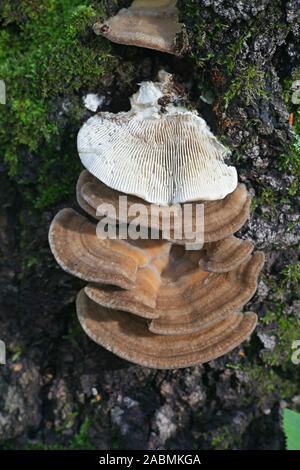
[77,72,238,205]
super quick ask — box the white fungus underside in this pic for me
[77,112,238,205]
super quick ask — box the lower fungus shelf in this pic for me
[76,290,258,369]
[84,251,264,336]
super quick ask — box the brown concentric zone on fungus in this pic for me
[49,208,264,334]
[48,208,170,289]
[77,170,251,244]
[77,290,258,369]
[86,248,264,335]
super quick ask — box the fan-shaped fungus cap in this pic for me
[49,208,264,335]
[86,248,264,335]
[77,72,238,205]
[147,250,264,335]
[77,290,257,369]
[49,208,170,289]
[198,236,254,272]
[76,170,250,244]
[94,0,184,56]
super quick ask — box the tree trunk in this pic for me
[0,0,299,449]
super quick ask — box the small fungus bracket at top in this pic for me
[93,0,187,56]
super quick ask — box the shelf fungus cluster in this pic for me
[49,72,264,369]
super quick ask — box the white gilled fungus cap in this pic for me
[77,72,238,205]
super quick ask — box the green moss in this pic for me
[211,430,232,450]
[240,253,300,397]
[281,68,300,192]
[252,135,300,212]
[261,314,299,367]
[281,262,300,291]
[279,137,300,194]
[259,187,278,208]
[283,69,300,130]
[25,417,95,450]
[0,440,15,450]
[244,365,298,398]
[10,342,26,362]
[178,1,280,115]
[0,0,119,208]
[247,329,299,395]
[223,32,252,74]
[255,263,300,368]
[63,312,84,348]
[223,66,266,109]
[277,72,300,202]
[111,437,122,450]
[251,186,281,220]
[177,5,228,68]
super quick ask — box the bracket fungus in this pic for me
[49,208,264,339]
[49,71,265,369]
[49,208,169,289]
[94,0,184,56]
[85,249,264,336]
[49,190,263,368]
[77,290,258,369]
[77,72,238,205]
[77,170,251,244]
